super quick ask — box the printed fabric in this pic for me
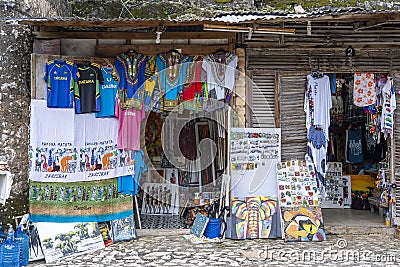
[44,59,79,108]
[114,53,148,109]
[96,67,119,118]
[202,53,238,100]
[155,53,191,111]
[353,73,376,107]
[29,178,134,223]
[346,129,363,163]
[74,62,104,114]
[29,100,135,182]
[381,77,396,139]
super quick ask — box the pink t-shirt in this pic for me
[115,96,145,150]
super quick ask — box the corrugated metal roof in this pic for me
[7,8,400,27]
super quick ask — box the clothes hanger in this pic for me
[213,48,228,54]
[166,48,181,56]
[126,48,138,56]
[311,70,324,79]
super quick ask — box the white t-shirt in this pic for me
[202,53,238,100]
[304,74,332,140]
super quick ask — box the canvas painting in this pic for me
[281,206,326,242]
[231,196,279,240]
[141,183,179,215]
[190,213,209,237]
[36,222,105,263]
[98,222,113,246]
[110,215,136,242]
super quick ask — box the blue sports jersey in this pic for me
[44,60,79,108]
[96,67,119,118]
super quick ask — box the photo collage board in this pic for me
[320,162,352,209]
[276,160,327,242]
[276,160,319,207]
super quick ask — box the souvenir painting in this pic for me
[190,213,209,237]
[98,222,113,246]
[281,206,326,242]
[231,196,279,239]
[110,215,136,242]
[141,183,180,215]
[36,222,105,263]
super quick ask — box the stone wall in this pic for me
[0,0,71,225]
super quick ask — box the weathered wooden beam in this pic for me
[33,31,234,40]
[95,44,232,57]
[353,18,390,31]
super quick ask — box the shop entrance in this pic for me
[139,109,228,229]
[277,71,395,230]
[321,73,393,228]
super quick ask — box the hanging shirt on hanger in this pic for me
[96,66,119,118]
[44,59,79,108]
[202,53,238,101]
[353,73,376,107]
[114,53,148,110]
[115,95,145,150]
[155,53,191,111]
[304,74,332,141]
[381,77,396,139]
[74,62,104,114]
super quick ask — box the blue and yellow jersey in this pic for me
[44,60,79,108]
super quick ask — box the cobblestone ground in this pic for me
[31,234,400,267]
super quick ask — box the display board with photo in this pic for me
[36,222,105,263]
[141,183,180,215]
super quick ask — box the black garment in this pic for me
[75,62,104,114]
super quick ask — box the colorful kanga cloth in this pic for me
[114,53,148,110]
[202,52,238,100]
[353,73,376,107]
[74,62,104,114]
[44,59,79,108]
[155,53,191,111]
[96,66,119,118]
[29,178,134,223]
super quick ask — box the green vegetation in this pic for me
[71,0,400,19]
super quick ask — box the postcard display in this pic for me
[320,162,351,209]
[277,160,327,242]
[228,128,282,240]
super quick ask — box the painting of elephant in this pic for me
[231,196,278,239]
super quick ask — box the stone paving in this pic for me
[30,232,400,267]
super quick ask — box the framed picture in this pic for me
[141,183,179,215]
[165,168,178,185]
[147,168,165,184]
